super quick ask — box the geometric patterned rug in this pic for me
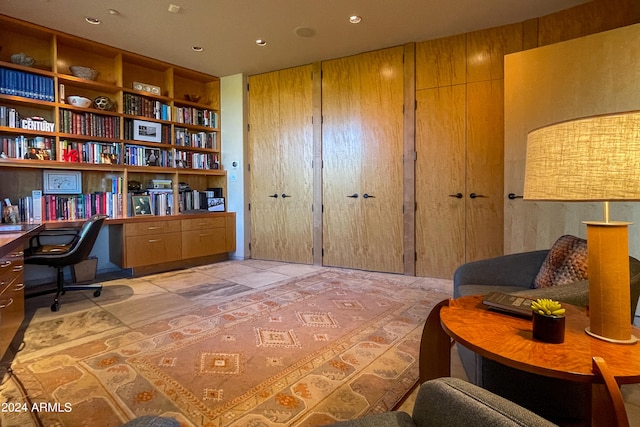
[8,269,449,426]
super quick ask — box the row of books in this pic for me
[15,191,123,222]
[174,128,217,149]
[181,189,224,212]
[59,110,120,139]
[174,150,219,170]
[0,106,21,128]
[0,67,55,101]
[1,135,54,160]
[58,140,121,165]
[173,107,218,128]
[124,144,172,167]
[123,93,171,120]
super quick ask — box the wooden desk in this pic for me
[421,296,640,426]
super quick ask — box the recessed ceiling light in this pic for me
[108,9,120,16]
[85,16,101,25]
[192,46,204,52]
[168,4,181,13]
[295,26,316,38]
[256,39,267,47]
[349,15,362,24]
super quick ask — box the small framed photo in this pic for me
[133,119,162,143]
[43,170,82,194]
[131,195,153,216]
[207,197,225,212]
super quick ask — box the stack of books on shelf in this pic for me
[0,67,55,101]
[179,188,224,212]
[59,110,120,138]
[174,150,219,170]
[174,127,217,149]
[123,93,171,120]
[58,140,120,164]
[1,135,54,160]
[124,145,171,167]
[173,107,218,128]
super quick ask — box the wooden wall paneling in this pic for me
[277,65,313,264]
[403,43,417,275]
[537,0,640,47]
[248,66,314,263]
[415,85,466,278]
[465,80,504,262]
[466,23,523,83]
[415,34,466,90]
[322,47,404,273]
[321,54,366,269]
[312,62,323,265]
[248,71,282,259]
[503,23,640,255]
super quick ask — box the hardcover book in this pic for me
[482,292,534,318]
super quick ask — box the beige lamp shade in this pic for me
[524,111,640,201]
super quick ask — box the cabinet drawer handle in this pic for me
[13,283,25,291]
[199,233,211,237]
[0,298,13,309]
[147,226,160,230]
[0,261,11,268]
[148,239,161,243]
[12,251,24,257]
[12,265,24,272]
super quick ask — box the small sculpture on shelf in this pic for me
[94,96,115,111]
[11,52,35,67]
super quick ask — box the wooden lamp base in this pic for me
[585,221,638,344]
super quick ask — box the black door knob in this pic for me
[347,194,358,198]
[448,193,463,199]
[508,193,523,200]
[281,193,290,198]
[363,193,375,199]
[269,193,278,198]
[469,193,487,199]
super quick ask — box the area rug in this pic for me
[9,269,449,426]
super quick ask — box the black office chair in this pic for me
[24,214,108,312]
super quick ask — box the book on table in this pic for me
[482,292,534,318]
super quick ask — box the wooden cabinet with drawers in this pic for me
[0,240,25,358]
[109,212,235,273]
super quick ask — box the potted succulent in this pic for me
[531,298,566,343]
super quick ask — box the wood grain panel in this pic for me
[504,23,640,255]
[415,86,466,278]
[465,80,504,262]
[248,66,313,263]
[248,71,281,260]
[322,47,404,272]
[416,34,466,90]
[466,23,523,83]
[537,0,640,47]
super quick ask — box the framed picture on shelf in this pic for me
[133,119,162,143]
[43,170,82,194]
[131,195,153,216]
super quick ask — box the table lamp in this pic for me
[524,111,640,344]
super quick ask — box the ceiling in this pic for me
[0,0,589,78]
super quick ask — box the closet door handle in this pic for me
[362,193,375,199]
[347,194,358,198]
[448,193,463,199]
[508,193,523,200]
[469,193,487,199]
[269,193,278,198]
[281,193,290,198]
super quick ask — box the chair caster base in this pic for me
[93,289,101,297]
[51,302,59,312]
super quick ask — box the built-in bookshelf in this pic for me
[0,14,225,222]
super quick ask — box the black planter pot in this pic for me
[532,312,566,343]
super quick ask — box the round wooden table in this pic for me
[431,295,640,426]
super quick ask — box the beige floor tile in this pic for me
[227,269,292,288]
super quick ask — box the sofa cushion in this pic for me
[533,235,588,288]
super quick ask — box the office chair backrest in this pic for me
[51,214,108,265]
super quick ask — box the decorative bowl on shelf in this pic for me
[70,65,98,81]
[67,95,93,108]
[11,52,35,67]
[184,94,201,103]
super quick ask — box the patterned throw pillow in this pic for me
[533,235,588,288]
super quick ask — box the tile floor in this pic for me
[3,259,640,426]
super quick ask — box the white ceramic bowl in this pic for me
[67,95,92,108]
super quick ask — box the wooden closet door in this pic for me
[415,85,466,278]
[322,47,404,273]
[248,66,313,263]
